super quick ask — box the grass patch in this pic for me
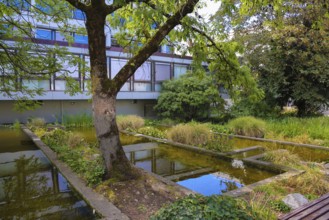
[263,150,301,167]
[27,117,46,129]
[137,127,166,139]
[167,123,211,146]
[62,113,93,128]
[228,116,266,138]
[117,115,145,131]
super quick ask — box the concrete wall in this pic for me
[0,100,157,124]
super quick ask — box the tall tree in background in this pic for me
[230,0,329,116]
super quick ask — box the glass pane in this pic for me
[174,64,187,79]
[155,63,170,81]
[111,59,127,79]
[73,9,85,20]
[56,57,79,78]
[9,0,30,10]
[120,82,130,91]
[55,80,66,90]
[55,31,66,42]
[83,80,90,91]
[134,82,151,91]
[35,29,52,40]
[155,83,162,92]
[134,62,151,81]
[36,4,51,14]
[84,56,91,79]
[74,34,88,44]
[22,79,50,90]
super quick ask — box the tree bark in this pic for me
[85,9,133,179]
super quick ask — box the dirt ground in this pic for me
[95,168,192,220]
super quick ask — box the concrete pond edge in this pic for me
[121,130,305,197]
[22,126,129,220]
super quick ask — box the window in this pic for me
[161,45,172,54]
[74,34,88,44]
[73,9,85,20]
[134,83,151,92]
[83,56,91,79]
[36,3,51,14]
[155,62,171,92]
[56,56,79,78]
[55,31,67,42]
[54,80,66,90]
[134,62,151,81]
[174,64,188,79]
[35,29,53,40]
[22,79,50,90]
[155,63,170,81]
[111,58,127,79]
[8,0,30,11]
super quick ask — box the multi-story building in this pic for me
[0,2,193,123]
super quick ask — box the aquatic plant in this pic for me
[228,116,266,138]
[27,117,46,129]
[137,127,166,139]
[62,113,93,127]
[167,123,211,146]
[117,115,145,131]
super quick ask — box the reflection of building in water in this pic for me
[0,150,94,219]
[124,143,207,179]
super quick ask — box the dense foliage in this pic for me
[151,194,259,220]
[228,116,266,138]
[230,0,329,116]
[155,73,223,121]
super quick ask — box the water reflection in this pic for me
[0,129,95,220]
[123,143,276,196]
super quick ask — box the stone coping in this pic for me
[121,130,304,197]
[22,126,129,220]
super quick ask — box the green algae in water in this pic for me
[232,138,329,162]
[0,128,97,219]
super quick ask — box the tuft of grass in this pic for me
[137,127,166,139]
[62,113,93,127]
[12,119,21,129]
[27,117,46,129]
[67,133,85,148]
[228,116,266,138]
[263,150,301,167]
[167,123,211,146]
[117,115,145,131]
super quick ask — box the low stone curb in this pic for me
[22,126,129,220]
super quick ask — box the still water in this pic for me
[73,128,278,196]
[0,128,96,219]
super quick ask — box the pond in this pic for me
[0,128,96,219]
[72,128,278,196]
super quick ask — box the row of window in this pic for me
[0,55,189,92]
[2,0,86,20]
[35,28,88,44]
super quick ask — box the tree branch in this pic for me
[112,0,199,93]
[65,0,89,11]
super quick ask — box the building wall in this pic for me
[0,100,156,124]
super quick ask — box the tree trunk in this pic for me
[85,10,134,180]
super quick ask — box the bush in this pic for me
[151,194,259,220]
[67,133,85,148]
[117,115,145,131]
[138,127,166,139]
[167,123,211,146]
[62,113,93,127]
[27,117,46,129]
[228,116,266,138]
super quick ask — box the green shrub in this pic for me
[206,134,233,152]
[167,123,211,146]
[117,115,145,131]
[228,116,266,138]
[269,200,291,213]
[138,127,165,139]
[67,133,85,148]
[27,117,46,129]
[151,194,259,220]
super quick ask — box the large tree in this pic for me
[1,0,280,179]
[228,0,329,116]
